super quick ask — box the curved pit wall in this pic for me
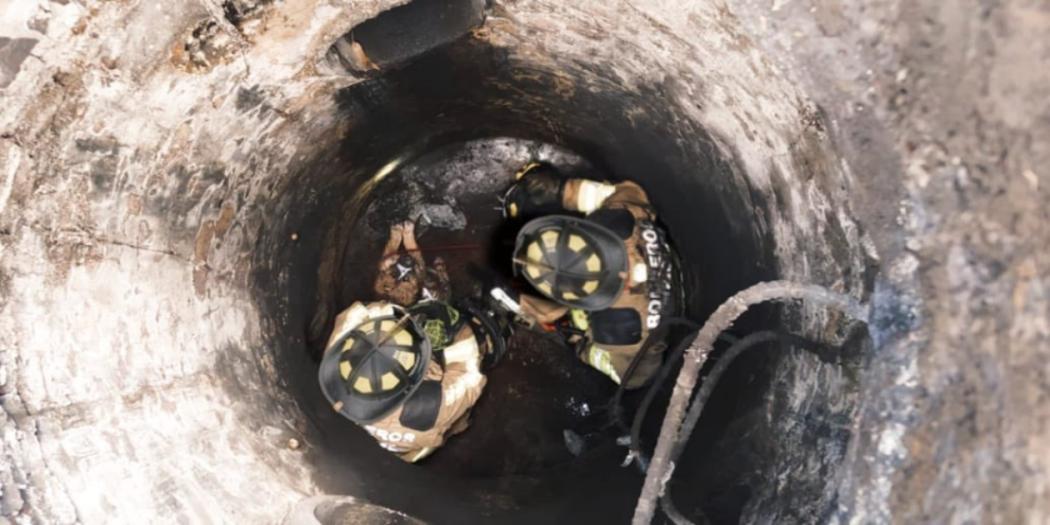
[1,1,875,523]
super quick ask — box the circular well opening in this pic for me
[253,22,871,524]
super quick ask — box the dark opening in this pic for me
[328,0,486,73]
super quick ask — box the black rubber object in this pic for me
[399,379,443,431]
[457,299,512,371]
[502,168,566,219]
[589,208,636,240]
[590,308,643,345]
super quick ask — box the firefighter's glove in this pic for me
[502,171,564,219]
[488,287,522,316]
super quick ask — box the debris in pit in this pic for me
[563,429,585,457]
[413,203,466,231]
[565,396,592,417]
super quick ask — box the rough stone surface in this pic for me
[0,0,1046,523]
[0,37,37,88]
[729,0,1050,522]
[1,1,398,522]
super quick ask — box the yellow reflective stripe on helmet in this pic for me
[585,254,602,272]
[395,350,416,370]
[393,329,413,345]
[586,345,621,384]
[541,230,559,249]
[526,242,543,261]
[353,376,373,393]
[582,280,599,294]
[380,372,400,390]
[568,234,587,252]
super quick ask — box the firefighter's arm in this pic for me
[561,179,651,214]
[400,221,426,270]
[380,223,404,264]
[502,164,566,219]
[519,294,571,324]
[432,337,487,432]
[486,280,568,325]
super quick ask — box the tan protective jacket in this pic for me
[325,302,487,463]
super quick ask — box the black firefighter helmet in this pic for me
[318,308,432,424]
[513,215,628,310]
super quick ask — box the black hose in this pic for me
[610,345,651,436]
[622,318,742,472]
[610,321,686,437]
[627,330,695,463]
[658,330,836,525]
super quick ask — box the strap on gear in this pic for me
[399,379,442,431]
[455,298,511,370]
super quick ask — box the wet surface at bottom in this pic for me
[339,137,620,477]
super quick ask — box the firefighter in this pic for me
[320,219,507,462]
[318,299,501,463]
[498,162,677,389]
[374,220,451,305]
